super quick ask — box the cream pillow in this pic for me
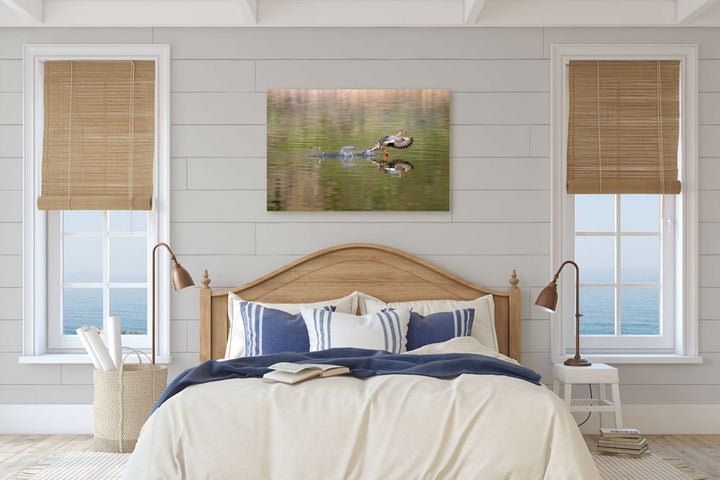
[358,292,498,352]
[301,308,411,353]
[225,291,359,359]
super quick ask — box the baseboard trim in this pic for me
[578,404,720,434]
[1,403,718,435]
[0,404,93,434]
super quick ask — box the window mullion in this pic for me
[615,194,621,337]
[103,210,110,333]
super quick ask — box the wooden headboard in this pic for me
[199,243,521,363]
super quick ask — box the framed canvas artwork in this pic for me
[267,89,450,211]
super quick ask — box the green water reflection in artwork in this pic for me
[267,89,450,211]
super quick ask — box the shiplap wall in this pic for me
[0,27,719,407]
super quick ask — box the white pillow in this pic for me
[357,292,498,352]
[405,337,519,366]
[225,291,359,359]
[301,308,411,353]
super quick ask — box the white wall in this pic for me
[0,27,718,428]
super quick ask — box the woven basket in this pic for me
[93,350,167,453]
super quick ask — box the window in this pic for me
[47,211,150,351]
[21,45,170,363]
[550,45,699,361]
[573,194,674,350]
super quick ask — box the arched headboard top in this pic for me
[199,243,521,362]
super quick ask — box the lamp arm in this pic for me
[152,242,177,262]
[552,260,581,320]
[151,242,176,365]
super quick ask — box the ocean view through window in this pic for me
[575,195,662,337]
[62,210,149,336]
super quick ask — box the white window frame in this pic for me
[550,44,700,364]
[21,44,171,364]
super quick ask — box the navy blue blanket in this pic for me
[152,348,541,414]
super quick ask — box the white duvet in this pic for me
[124,338,600,479]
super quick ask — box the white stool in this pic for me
[552,363,623,428]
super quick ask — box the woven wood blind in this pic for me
[37,60,155,210]
[567,60,681,195]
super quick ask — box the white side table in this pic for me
[552,363,623,428]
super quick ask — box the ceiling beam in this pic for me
[677,0,720,23]
[237,0,257,24]
[1,0,43,23]
[464,0,487,24]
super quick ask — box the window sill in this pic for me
[18,354,172,365]
[551,354,703,365]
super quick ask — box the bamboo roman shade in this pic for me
[37,60,155,210]
[566,60,681,195]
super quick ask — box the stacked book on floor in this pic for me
[597,428,648,456]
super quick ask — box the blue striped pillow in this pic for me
[406,308,475,350]
[301,308,411,353]
[240,302,335,357]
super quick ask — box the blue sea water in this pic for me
[579,288,660,335]
[63,289,147,335]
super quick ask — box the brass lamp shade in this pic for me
[171,261,195,291]
[535,282,558,313]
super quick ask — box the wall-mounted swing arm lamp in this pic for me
[535,260,591,367]
[152,242,194,364]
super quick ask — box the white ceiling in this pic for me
[1,0,720,27]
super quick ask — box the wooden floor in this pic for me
[585,435,720,479]
[0,434,718,479]
[0,434,94,480]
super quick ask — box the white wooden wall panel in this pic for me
[171,223,255,255]
[0,26,716,415]
[0,125,21,156]
[452,191,549,222]
[171,60,256,92]
[0,224,21,254]
[156,27,544,60]
[255,223,549,255]
[171,93,266,124]
[0,92,21,124]
[0,288,22,319]
[451,158,549,190]
[0,60,22,90]
[186,158,265,189]
[255,59,550,92]
[0,28,152,58]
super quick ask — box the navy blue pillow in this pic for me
[240,302,335,356]
[406,308,475,350]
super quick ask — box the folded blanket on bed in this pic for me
[153,348,541,414]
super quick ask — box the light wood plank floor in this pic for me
[0,435,94,480]
[0,434,718,479]
[585,435,720,479]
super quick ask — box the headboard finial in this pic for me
[201,269,211,290]
[509,269,519,289]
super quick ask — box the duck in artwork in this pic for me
[368,131,414,158]
[372,160,414,177]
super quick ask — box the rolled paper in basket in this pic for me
[107,316,122,370]
[76,326,102,370]
[78,326,116,371]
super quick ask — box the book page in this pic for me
[269,362,345,373]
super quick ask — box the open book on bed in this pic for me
[263,362,350,385]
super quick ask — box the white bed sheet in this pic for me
[124,338,600,479]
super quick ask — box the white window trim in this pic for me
[20,44,171,364]
[549,44,699,364]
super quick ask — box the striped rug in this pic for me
[8,449,712,480]
[592,450,711,480]
[8,451,130,480]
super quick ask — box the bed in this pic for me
[124,243,600,479]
